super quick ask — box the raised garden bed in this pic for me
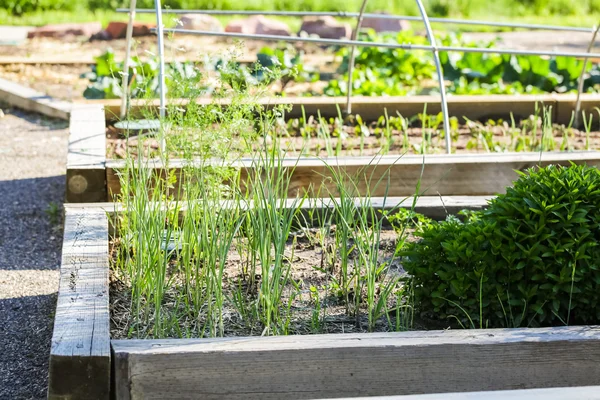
[49,203,600,399]
[67,96,600,203]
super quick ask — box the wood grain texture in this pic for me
[0,77,72,120]
[105,151,600,200]
[555,93,600,125]
[328,386,600,400]
[111,326,600,400]
[48,206,110,400]
[96,94,598,124]
[66,105,107,202]
[64,196,492,227]
[97,94,561,122]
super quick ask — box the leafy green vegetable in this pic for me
[326,31,600,96]
[84,46,308,99]
[83,49,205,100]
[85,32,600,99]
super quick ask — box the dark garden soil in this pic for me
[109,228,419,339]
[106,118,600,159]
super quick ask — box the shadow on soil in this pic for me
[0,175,65,271]
[0,293,57,400]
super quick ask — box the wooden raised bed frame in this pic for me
[68,95,600,203]
[49,204,600,399]
[54,94,600,398]
[95,93,600,125]
[0,77,73,120]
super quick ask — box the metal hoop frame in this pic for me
[121,2,600,154]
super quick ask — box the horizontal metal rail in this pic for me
[117,8,594,33]
[158,28,600,59]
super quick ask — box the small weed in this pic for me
[45,202,61,226]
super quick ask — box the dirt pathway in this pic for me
[463,30,600,54]
[0,106,69,399]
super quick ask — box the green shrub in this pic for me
[401,164,600,328]
[589,0,600,12]
[1,0,80,14]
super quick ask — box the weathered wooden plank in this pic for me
[98,93,600,124]
[329,386,600,400]
[64,195,492,226]
[96,94,563,122]
[105,151,600,200]
[555,93,600,126]
[48,206,110,400]
[111,326,600,400]
[66,105,107,203]
[0,77,72,120]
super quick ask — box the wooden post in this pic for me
[66,105,107,203]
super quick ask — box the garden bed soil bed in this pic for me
[0,35,335,102]
[105,117,600,159]
[2,30,594,63]
[0,63,89,102]
[0,62,329,102]
[109,227,411,339]
[66,104,600,203]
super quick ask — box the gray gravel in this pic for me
[0,106,69,400]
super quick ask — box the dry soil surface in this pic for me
[0,30,596,103]
[0,106,69,399]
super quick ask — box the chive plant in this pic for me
[582,111,594,150]
[323,157,412,331]
[244,134,306,334]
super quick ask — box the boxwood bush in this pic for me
[401,164,600,328]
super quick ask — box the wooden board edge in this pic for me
[111,325,600,351]
[104,152,600,199]
[48,206,111,400]
[324,386,600,400]
[96,94,598,123]
[110,326,600,399]
[104,151,600,169]
[555,94,600,126]
[64,196,492,222]
[0,77,72,120]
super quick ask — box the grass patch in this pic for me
[2,5,599,30]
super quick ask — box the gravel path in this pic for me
[0,106,69,399]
